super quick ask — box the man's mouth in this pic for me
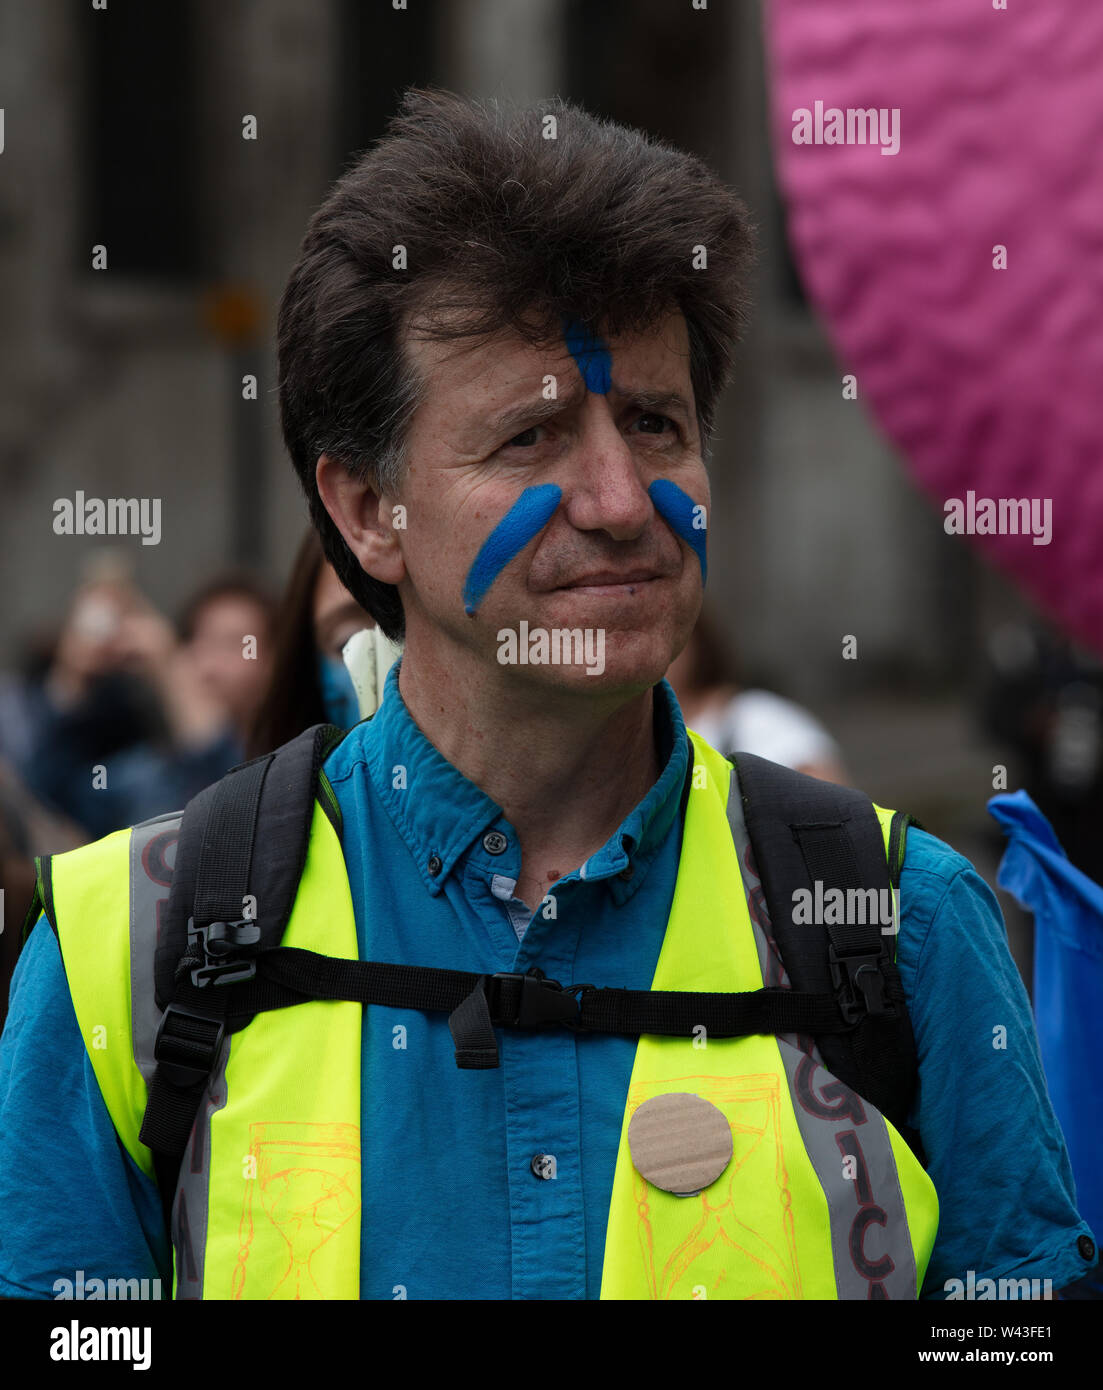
[556,570,661,594]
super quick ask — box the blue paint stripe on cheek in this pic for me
[463,483,563,615]
[648,479,708,583]
[563,318,612,394]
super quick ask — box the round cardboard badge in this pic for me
[627,1092,733,1197]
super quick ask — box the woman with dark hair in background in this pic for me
[246,528,376,758]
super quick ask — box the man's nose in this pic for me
[561,408,653,541]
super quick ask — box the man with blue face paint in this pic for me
[4,88,1092,1306]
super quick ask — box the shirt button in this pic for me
[483,831,508,856]
[1078,1235,1096,1261]
[427,854,443,877]
[531,1153,557,1180]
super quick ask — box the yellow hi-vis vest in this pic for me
[42,730,938,1299]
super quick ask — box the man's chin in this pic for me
[491,628,671,693]
[496,667,662,707]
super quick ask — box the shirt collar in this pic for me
[350,659,690,900]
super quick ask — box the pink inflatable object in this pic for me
[764,1,1103,654]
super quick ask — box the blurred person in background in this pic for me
[15,564,275,839]
[247,528,375,758]
[96,572,277,828]
[0,563,165,815]
[666,605,848,783]
[0,629,76,783]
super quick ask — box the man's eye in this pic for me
[504,426,543,449]
[635,413,675,435]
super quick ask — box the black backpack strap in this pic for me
[731,751,925,1162]
[140,722,345,1231]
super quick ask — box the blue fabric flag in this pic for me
[989,789,1103,1286]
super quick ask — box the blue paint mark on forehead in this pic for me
[563,318,612,395]
[463,483,563,615]
[648,479,707,583]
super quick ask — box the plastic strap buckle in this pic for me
[187,916,261,987]
[828,944,889,1025]
[487,969,587,1030]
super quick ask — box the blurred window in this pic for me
[79,0,200,280]
[335,0,437,177]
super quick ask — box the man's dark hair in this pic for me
[277,86,756,640]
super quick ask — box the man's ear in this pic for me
[316,454,405,587]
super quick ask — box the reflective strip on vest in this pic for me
[53,734,936,1300]
[129,812,182,1096]
[723,771,934,1298]
[122,813,226,1301]
[598,733,938,1299]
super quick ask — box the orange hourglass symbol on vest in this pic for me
[233,1121,361,1299]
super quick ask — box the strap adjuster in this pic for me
[153,1004,226,1089]
[828,945,889,1024]
[187,916,261,987]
